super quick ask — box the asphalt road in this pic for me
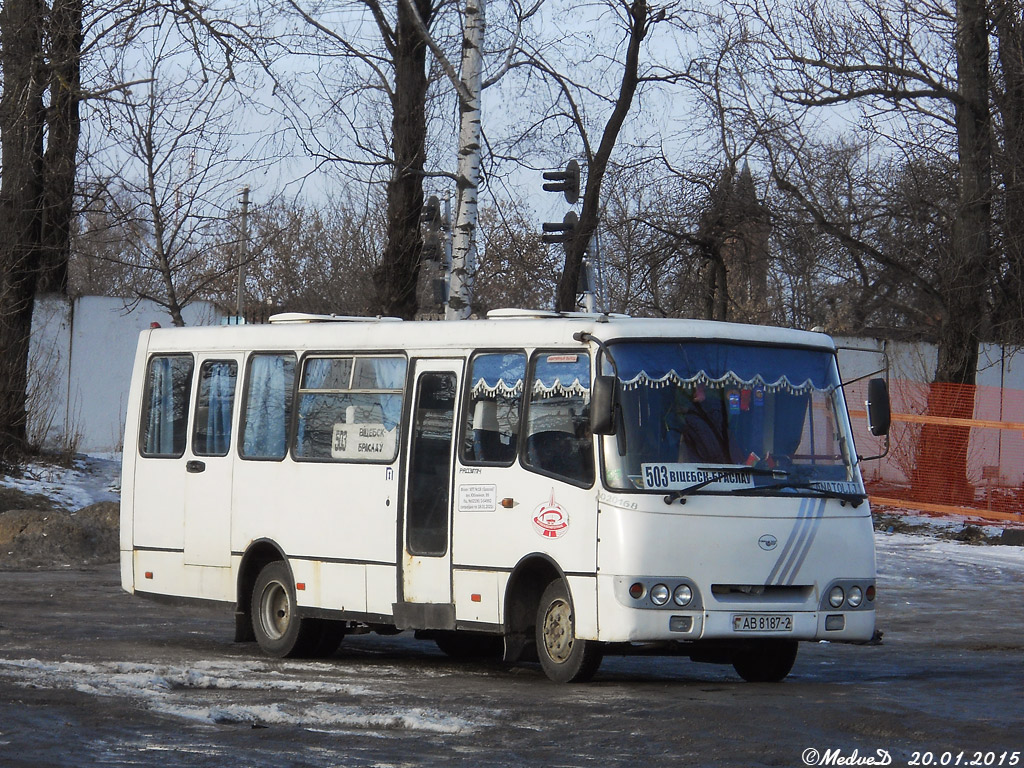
[0,537,1022,768]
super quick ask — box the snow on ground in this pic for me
[0,454,120,510]
[875,530,1024,584]
[0,658,488,734]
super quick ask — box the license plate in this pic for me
[732,613,794,632]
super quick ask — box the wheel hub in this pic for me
[259,581,290,640]
[542,598,574,663]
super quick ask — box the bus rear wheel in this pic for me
[731,639,799,682]
[535,581,602,683]
[251,561,319,658]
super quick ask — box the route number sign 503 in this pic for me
[644,465,670,488]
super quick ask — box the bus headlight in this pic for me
[828,586,845,608]
[673,584,693,607]
[650,584,670,606]
[847,586,863,608]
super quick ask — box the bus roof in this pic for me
[142,311,837,354]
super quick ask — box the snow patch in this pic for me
[0,454,120,511]
[0,658,486,734]
[875,530,1024,586]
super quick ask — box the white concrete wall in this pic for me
[835,336,1024,488]
[28,295,223,454]
[835,336,1024,391]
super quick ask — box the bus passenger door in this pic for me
[183,354,242,568]
[398,359,462,623]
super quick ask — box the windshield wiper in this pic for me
[730,480,866,507]
[663,467,789,505]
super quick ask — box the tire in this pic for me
[732,639,799,682]
[535,580,603,683]
[251,561,318,658]
[434,631,504,660]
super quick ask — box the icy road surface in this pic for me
[0,532,1022,767]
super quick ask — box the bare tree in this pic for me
[542,0,663,312]
[0,0,47,461]
[991,0,1024,341]
[0,0,269,459]
[85,21,268,325]
[241,195,386,316]
[471,200,560,313]
[746,0,995,386]
[274,0,440,320]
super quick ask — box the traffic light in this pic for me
[421,195,443,265]
[421,195,441,230]
[421,237,443,262]
[542,160,580,205]
[542,211,579,250]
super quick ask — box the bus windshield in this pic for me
[600,341,861,496]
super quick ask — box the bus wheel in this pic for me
[251,561,315,658]
[732,640,799,682]
[535,581,602,683]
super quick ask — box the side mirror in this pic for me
[591,375,619,435]
[866,378,891,437]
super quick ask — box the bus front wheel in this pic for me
[731,639,798,682]
[251,561,317,658]
[535,580,603,683]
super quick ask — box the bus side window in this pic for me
[140,354,194,458]
[461,352,525,465]
[523,352,594,486]
[294,355,407,462]
[240,353,296,460]
[192,360,238,457]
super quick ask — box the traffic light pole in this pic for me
[541,161,604,312]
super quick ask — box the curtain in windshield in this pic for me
[614,343,832,394]
[602,342,849,490]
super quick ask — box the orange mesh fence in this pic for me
[847,379,1024,525]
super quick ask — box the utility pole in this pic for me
[236,186,250,319]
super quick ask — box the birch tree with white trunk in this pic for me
[446,0,485,319]
[401,0,539,319]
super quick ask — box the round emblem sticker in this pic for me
[532,492,569,539]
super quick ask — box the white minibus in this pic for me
[120,309,889,682]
